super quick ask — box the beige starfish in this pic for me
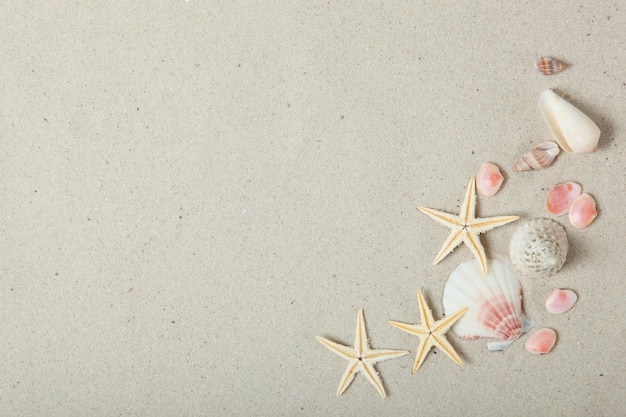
[417,176,519,275]
[316,309,409,398]
[389,289,468,374]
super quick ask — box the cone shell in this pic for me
[568,193,597,228]
[443,259,533,351]
[510,218,568,279]
[476,162,504,197]
[539,89,600,154]
[534,57,566,75]
[545,289,577,314]
[512,141,560,172]
[525,328,557,355]
[547,182,582,215]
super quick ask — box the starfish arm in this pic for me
[360,361,387,398]
[463,231,489,275]
[417,206,460,228]
[365,348,410,363]
[336,360,360,396]
[431,334,464,367]
[316,336,356,361]
[389,321,428,336]
[416,289,436,328]
[354,309,368,354]
[460,177,477,223]
[471,215,520,234]
[434,307,468,334]
[411,335,433,374]
[432,230,464,265]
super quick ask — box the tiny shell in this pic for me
[525,328,557,355]
[534,57,566,75]
[545,289,577,314]
[512,141,560,172]
[510,218,568,279]
[476,162,504,197]
[539,89,601,154]
[568,193,597,228]
[547,182,582,215]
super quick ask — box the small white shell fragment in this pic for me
[510,218,568,279]
[568,193,597,228]
[545,289,578,314]
[538,89,601,154]
[512,141,560,172]
[534,57,566,75]
[525,328,557,355]
[547,182,582,215]
[476,162,504,197]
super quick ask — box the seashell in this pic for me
[443,259,534,351]
[525,328,557,355]
[568,193,597,228]
[534,57,566,75]
[476,162,504,197]
[545,289,577,314]
[539,89,601,154]
[510,218,568,279]
[512,141,560,172]
[547,182,582,215]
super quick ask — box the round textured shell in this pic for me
[443,259,533,351]
[510,218,568,279]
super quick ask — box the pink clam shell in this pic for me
[569,193,597,229]
[525,328,557,355]
[476,162,504,197]
[547,182,581,215]
[545,289,577,314]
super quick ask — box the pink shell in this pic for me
[525,328,557,355]
[545,289,577,314]
[476,162,504,197]
[569,193,597,228]
[547,182,582,215]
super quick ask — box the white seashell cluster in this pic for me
[510,218,568,279]
[538,89,600,154]
[443,259,534,351]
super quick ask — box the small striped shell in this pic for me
[534,57,566,75]
[512,141,560,172]
[510,218,568,279]
[443,259,534,351]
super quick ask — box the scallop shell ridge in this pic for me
[443,259,533,351]
[510,218,568,279]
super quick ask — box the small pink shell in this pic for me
[476,162,504,197]
[547,182,582,215]
[525,328,557,355]
[545,289,577,314]
[569,193,597,228]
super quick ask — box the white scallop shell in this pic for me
[510,218,568,279]
[443,259,534,351]
[539,89,600,154]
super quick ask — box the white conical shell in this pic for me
[510,218,568,279]
[538,89,600,154]
[443,259,533,351]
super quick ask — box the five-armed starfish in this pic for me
[316,309,409,398]
[417,177,519,275]
[390,289,468,374]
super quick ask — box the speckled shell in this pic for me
[510,218,568,279]
[443,259,534,351]
[512,141,560,172]
[534,57,566,75]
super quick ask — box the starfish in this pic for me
[316,309,409,398]
[389,289,468,374]
[417,176,519,275]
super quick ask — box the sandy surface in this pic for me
[1,2,624,416]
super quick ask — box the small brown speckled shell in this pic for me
[512,141,560,172]
[534,57,566,75]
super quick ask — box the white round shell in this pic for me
[510,218,568,279]
[443,259,533,351]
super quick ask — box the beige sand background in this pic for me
[1,1,624,416]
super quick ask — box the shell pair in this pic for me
[547,182,597,229]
